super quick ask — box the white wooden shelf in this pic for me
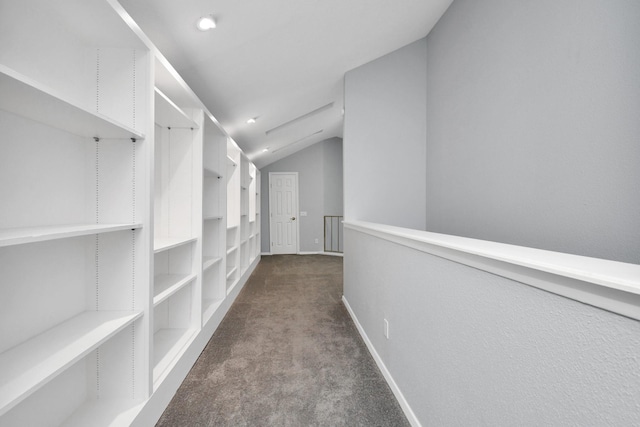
[0,223,143,248]
[153,328,198,387]
[154,88,199,129]
[227,246,237,255]
[203,167,222,178]
[153,236,197,253]
[0,65,145,140]
[227,278,240,295]
[226,266,238,280]
[1,2,262,424]
[203,256,223,272]
[0,310,143,416]
[154,273,197,307]
[202,299,224,323]
[61,399,144,427]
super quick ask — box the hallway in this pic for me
[156,255,409,426]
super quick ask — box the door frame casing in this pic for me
[268,172,300,254]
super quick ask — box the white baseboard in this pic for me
[263,251,343,257]
[341,296,421,427]
[322,251,343,257]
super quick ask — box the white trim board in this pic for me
[344,221,640,321]
[322,251,343,257]
[261,251,343,257]
[342,296,421,427]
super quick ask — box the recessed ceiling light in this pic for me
[196,15,216,31]
[247,118,257,124]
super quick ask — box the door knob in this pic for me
[291,216,296,220]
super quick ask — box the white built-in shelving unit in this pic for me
[239,154,251,274]
[152,59,201,390]
[249,166,260,260]
[0,0,150,425]
[0,1,260,425]
[226,142,241,294]
[202,117,227,324]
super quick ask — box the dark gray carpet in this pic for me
[156,255,410,427]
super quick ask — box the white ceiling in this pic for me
[119,0,453,168]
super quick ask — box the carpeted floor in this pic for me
[156,255,410,427]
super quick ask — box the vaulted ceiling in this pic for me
[119,0,453,167]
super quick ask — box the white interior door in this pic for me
[269,172,298,254]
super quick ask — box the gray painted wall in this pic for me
[425,0,640,263]
[343,39,427,230]
[342,1,640,425]
[323,138,343,216]
[344,229,640,426]
[260,138,343,253]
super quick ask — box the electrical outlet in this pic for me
[383,319,389,339]
[314,238,319,244]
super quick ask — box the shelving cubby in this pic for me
[152,66,203,391]
[0,0,151,424]
[226,226,240,291]
[226,141,242,293]
[239,155,251,274]
[153,282,198,388]
[202,117,227,323]
[248,165,259,262]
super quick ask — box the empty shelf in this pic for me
[0,223,142,248]
[154,236,197,253]
[203,256,223,271]
[202,298,224,324]
[0,65,144,140]
[0,310,142,416]
[61,399,144,427]
[203,167,222,178]
[154,88,199,129]
[226,266,238,280]
[153,328,197,388]
[154,273,197,306]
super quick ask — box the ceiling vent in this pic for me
[265,103,334,136]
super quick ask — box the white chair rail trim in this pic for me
[344,220,640,321]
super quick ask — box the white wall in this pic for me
[344,228,640,426]
[425,0,640,264]
[260,138,343,253]
[343,39,427,230]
